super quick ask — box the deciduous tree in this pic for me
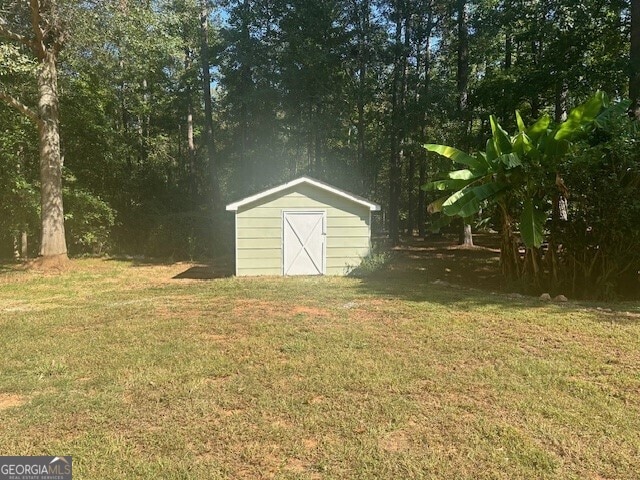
[1,0,68,262]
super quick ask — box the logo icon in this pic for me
[0,456,72,480]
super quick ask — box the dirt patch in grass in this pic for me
[379,430,411,453]
[290,306,332,317]
[302,438,319,450]
[232,299,284,317]
[0,394,27,410]
[25,254,71,271]
[229,299,334,321]
[285,457,310,474]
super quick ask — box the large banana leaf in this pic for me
[520,199,546,248]
[471,182,508,202]
[526,114,551,144]
[427,195,448,214]
[441,188,480,217]
[428,214,452,233]
[497,152,522,168]
[486,137,499,163]
[554,91,607,141]
[490,115,512,154]
[515,110,526,133]
[512,132,536,158]
[422,169,478,191]
[594,99,631,130]
[422,178,470,192]
[447,169,478,180]
[425,144,483,169]
[439,180,507,218]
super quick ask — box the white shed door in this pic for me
[283,211,325,275]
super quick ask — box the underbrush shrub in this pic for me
[348,251,393,278]
[142,211,232,260]
[558,119,640,299]
[64,188,116,255]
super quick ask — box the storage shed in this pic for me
[226,177,381,276]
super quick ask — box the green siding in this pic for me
[237,237,281,250]
[237,248,281,259]
[235,182,373,276]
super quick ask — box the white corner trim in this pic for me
[225,176,381,212]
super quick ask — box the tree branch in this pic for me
[0,90,41,126]
[0,19,33,48]
[29,0,46,57]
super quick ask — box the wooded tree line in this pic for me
[0,1,638,286]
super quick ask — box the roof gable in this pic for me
[225,176,381,212]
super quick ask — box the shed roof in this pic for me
[225,176,381,212]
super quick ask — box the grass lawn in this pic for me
[0,241,639,479]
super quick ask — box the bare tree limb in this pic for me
[0,19,34,48]
[29,0,46,57]
[0,90,41,126]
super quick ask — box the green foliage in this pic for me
[0,106,39,257]
[559,115,640,299]
[423,92,628,295]
[142,211,218,260]
[347,252,393,278]
[519,200,545,249]
[0,174,39,237]
[0,44,36,77]
[424,92,608,248]
[64,189,116,255]
[1,0,634,265]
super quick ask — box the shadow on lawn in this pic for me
[359,234,541,305]
[357,235,505,303]
[106,254,234,279]
[357,235,640,322]
[172,265,232,280]
[0,263,16,273]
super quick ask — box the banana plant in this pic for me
[423,91,609,250]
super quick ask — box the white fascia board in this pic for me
[225,176,381,212]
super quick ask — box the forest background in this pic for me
[1,0,638,298]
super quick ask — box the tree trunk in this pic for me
[554,79,568,123]
[504,33,512,69]
[499,202,520,282]
[187,100,197,197]
[630,0,640,120]
[183,43,197,200]
[462,221,473,246]
[456,0,469,136]
[530,39,542,118]
[388,2,403,246]
[456,0,473,247]
[402,10,413,235]
[38,49,67,259]
[522,247,542,291]
[407,155,415,234]
[200,1,220,209]
[418,12,434,239]
[356,0,369,190]
[239,0,251,192]
[0,0,68,264]
[418,150,426,237]
[13,236,20,260]
[21,231,28,259]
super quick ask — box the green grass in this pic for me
[0,255,639,479]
